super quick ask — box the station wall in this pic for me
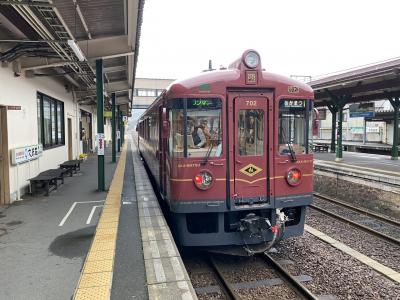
[0,65,97,202]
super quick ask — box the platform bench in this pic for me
[60,160,81,176]
[29,168,67,196]
[313,144,329,152]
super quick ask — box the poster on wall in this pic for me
[11,144,43,165]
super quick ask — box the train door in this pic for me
[232,95,270,205]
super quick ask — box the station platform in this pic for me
[0,135,197,300]
[313,139,398,154]
[314,151,400,176]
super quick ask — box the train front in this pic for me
[165,50,314,254]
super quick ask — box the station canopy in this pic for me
[309,58,400,108]
[0,0,144,116]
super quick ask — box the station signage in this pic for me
[11,144,43,165]
[7,105,22,111]
[97,133,105,156]
[349,103,375,118]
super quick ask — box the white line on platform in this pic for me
[58,200,105,226]
[86,205,103,224]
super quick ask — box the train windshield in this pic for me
[168,98,222,158]
[278,99,311,155]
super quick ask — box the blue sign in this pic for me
[349,111,375,118]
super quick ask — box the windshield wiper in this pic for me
[281,121,297,162]
[287,142,297,162]
[201,138,216,165]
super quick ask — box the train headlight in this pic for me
[286,168,302,186]
[193,171,213,190]
[244,51,260,69]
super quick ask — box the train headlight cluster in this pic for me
[193,171,213,190]
[286,168,302,186]
[244,51,260,69]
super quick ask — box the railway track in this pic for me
[311,194,400,246]
[202,253,318,300]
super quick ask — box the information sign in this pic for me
[11,144,43,165]
[117,131,121,139]
[349,103,375,118]
[97,133,105,155]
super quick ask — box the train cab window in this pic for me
[168,98,222,158]
[278,99,309,155]
[238,110,264,156]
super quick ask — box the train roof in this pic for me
[140,50,314,118]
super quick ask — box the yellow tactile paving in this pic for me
[305,224,400,284]
[90,241,116,252]
[96,227,118,236]
[78,272,112,288]
[74,143,127,300]
[74,285,110,300]
[83,260,113,273]
[96,222,118,229]
[93,233,117,243]
[86,249,115,262]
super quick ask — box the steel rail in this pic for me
[309,204,400,246]
[208,255,240,300]
[262,254,318,300]
[313,193,400,227]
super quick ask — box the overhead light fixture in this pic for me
[67,39,86,62]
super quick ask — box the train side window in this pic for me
[238,110,264,156]
[169,109,184,157]
[278,99,308,155]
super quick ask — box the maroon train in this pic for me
[137,50,314,254]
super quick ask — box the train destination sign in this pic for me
[281,100,306,108]
[11,144,43,165]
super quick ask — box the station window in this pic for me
[278,99,310,155]
[37,92,65,149]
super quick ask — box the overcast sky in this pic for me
[136,0,400,81]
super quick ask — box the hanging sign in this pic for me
[117,131,121,139]
[97,133,105,155]
[11,144,43,165]
[349,103,375,118]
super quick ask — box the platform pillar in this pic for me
[363,118,367,145]
[388,96,400,160]
[96,59,105,191]
[336,106,344,161]
[117,106,121,153]
[111,93,116,163]
[327,104,337,153]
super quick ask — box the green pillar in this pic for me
[327,104,337,153]
[388,96,400,160]
[111,93,116,163]
[120,111,124,146]
[96,59,105,191]
[336,106,343,161]
[117,106,121,152]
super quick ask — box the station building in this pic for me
[131,77,175,125]
[0,1,142,204]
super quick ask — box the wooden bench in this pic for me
[29,168,67,196]
[312,144,329,152]
[60,160,81,177]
